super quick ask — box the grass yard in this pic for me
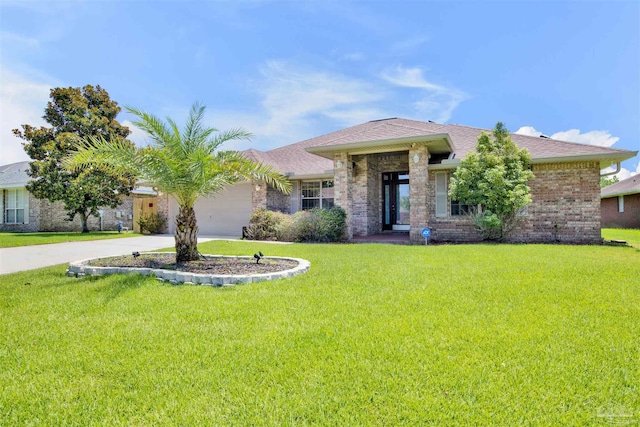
[0,231,142,248]
[1,241,638,425]
[603,228,640,249]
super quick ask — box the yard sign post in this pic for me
[422,227,431,245]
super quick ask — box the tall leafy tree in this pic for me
[600,175,619,188]
[13,85,136,232]
[65,102,291,262]
[449,122,534,241]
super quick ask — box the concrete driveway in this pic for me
[0,234,229,275]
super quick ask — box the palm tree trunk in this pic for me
[175,205,199,262]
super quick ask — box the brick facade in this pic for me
[257,157,604,244]
[409,146,429,243]
[425,161,603,244]
[601,194,640,229]
[333,153,354,239]
[348,152,413,238]
[251,180,267,211]
[0,187,148,233]
[266,184,291,213]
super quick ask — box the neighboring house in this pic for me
[0,161,168,233]
[166,118,636,243]
[601,175,640,229]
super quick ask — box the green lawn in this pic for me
[1,241,638,425]
[0,231,142,248]
[603,228,640,249]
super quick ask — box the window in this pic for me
[451,200,471,216]
[301,180,334,210]
[618,195,624,213]
[5,189,25,224]
[435,172,447,217]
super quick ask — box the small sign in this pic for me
[421,227,431,238]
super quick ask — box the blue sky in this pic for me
[1,0,639,177]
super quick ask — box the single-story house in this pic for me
[601,174,640,229]
[165,118,637,244]
[0,161,167,233]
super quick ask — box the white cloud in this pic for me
[259,60,383,132]
[208,61,469,151]
[550,129,619,147]
[515,126,543,137]
[380,65,468,123]
[0,67,54,165]
[121,120,150,147]
[210,61,392,150]
[515,125,619,147]
[517,125,636,179]
[391,35,430,54]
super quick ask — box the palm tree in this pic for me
[65,102,290,262]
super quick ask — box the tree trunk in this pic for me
[79,211,90,233]
[175,205,199,262]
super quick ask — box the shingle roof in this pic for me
[0,161,30,187]
[243,118,637,177]
[0,160,156,195]
[601,174,640,198]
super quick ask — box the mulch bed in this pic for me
[89,253,298,275]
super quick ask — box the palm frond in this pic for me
[125,106,174,148]
[211,128,252,151]
[64,135,139,176]
[183,102,210,149]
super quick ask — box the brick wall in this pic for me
[409,146,429,243]
[334,153,354,238]
[518,161,601,243]
[351,153,411,237]
[266,184,291,213]
[39,196,135,232]
[601,194,640,228]
[252,180,267,211]
[426,161,603,243]
[427,171,482,243]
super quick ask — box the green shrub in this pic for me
[245,209,288,241]
[137,212,167,234]
[246,207,346,243]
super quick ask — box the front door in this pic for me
[382,172,410,231]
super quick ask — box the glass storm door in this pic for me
[382,172,410,231]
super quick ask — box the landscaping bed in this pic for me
[89,253,298,275]
[68,252,310,285]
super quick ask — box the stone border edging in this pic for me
[66,253,311,286]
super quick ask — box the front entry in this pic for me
[382,171,410,231]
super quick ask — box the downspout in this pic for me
[600,162,621,177]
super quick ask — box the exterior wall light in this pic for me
[413,153,420,164]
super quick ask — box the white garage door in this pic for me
[189,182,252,237]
